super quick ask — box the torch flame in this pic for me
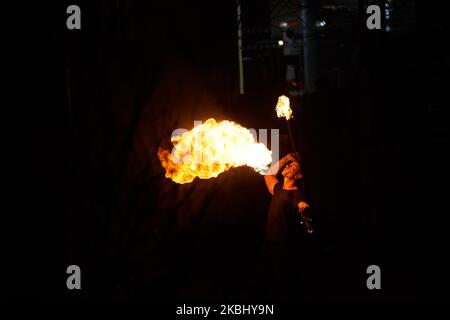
[275,95,293,120]
[158,118,272,184]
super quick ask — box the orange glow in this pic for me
[158,118,272,184]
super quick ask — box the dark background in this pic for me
[3,0,449,300]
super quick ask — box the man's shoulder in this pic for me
[273,182,287,195]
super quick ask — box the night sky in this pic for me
[3,0,449,303]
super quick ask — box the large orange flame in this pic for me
[158,118,272,184]
[275,95,293,120]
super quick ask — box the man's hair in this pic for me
[293,161,302,175]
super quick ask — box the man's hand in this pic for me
[285,152,299,163]
[298,201,310,213]
[298,201,313,234]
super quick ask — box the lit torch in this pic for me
[275,95,297,154]
[158,118,272,184]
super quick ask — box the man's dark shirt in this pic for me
[266,182,306,245]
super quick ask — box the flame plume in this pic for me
[158,118,272,184]
[275,95,293,120]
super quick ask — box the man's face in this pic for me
[282,161,302,180]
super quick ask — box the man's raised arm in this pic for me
[264,153,297,195]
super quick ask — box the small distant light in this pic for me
[386,26,391,32]
[315,20,327,27]
[280,22,288,28]
[278,40,284,46]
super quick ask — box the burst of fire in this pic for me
[275,95,293,120]
[158,118,272,184]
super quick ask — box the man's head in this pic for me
[281,160,303,181]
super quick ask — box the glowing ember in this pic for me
[158,118,272,184]
[275,95,293,120]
